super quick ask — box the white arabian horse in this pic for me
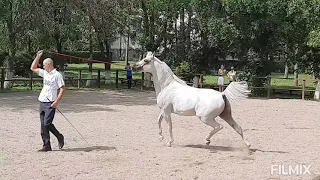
[133,52,251,148]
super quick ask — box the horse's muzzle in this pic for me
[132,65,142,71]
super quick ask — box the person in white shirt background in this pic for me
[30,50,65,152]
[227,66,237,84]
[217,64,226,92]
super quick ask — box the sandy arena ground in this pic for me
[0,89,320,180]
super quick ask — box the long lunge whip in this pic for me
[47,98,91,147]
[56,108,91,147]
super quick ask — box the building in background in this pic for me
[110,34,142,62]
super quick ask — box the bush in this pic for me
[14,53,34,77]
[0,52,8,67]
[175,61,195,82]
[238,58,273,96]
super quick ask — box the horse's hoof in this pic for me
[206,141,211,145]
[166,141,172,147]
[159,136,164,142]
[244,139,251,148]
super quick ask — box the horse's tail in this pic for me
[221,81,250,106]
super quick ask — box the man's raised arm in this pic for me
[30,50,44,74]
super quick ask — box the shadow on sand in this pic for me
[61,146,116,152]
[184,144,289,154]
[184,144,241,152]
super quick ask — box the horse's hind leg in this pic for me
[198,116,223,145]
[219,109,251,147]
[164,112,174,147]
[157,112,164,141]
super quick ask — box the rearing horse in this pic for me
[133,52,251,148]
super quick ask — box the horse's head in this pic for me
[133,51,156,73]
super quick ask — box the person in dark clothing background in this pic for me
[125,63,133,89]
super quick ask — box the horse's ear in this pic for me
[146,51,154,57]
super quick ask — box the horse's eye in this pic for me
[144,59,149,63]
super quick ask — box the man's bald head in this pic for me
[43,58,54,72]
[43,58,54,65]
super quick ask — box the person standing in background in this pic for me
[217,64,226,92]
[125,63,133,89]
[227,66,237,83]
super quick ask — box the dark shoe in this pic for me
[38,147,52,152]
[58,134,64,149]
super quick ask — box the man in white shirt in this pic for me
[30,50,65,152]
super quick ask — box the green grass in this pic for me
[202,72,317,89]
[269,72,316,88]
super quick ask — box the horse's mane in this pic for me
[153,57,187,86]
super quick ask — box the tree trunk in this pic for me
[179,8,186,61]
[3,56,14,89]
[104,40,111,84]
[4,1,15,89]
[174,19,178,65]
[97,36,112,85]
[140,0,153,87]
[56,39,65,78]
[193,75,199,88]
[312,72,315,79]
[293,63,298,86]
[86,62,93,87]
[200,29,209,72]
[314,80,320,100]
[314,62,320,100]
[140,0,150,38]
[53,1,65,78]
[312,62,319,80]
[104,64,111,85]
[27,35,32,54]
[163,31,167,60]
[86,29,94,87]
[284,62,289,79]
[150,11,155,50]
[186,7,192,58]
[119,33,122,59]
[125,30,130,65]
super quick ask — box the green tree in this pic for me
[0,0,36,88]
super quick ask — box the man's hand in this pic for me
[31,50,44,74]
[52,87,65,109]
[51,101,59,109]
[37,50,44,57]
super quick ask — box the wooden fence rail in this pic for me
[0,69,146,90]
[1,68,319,100]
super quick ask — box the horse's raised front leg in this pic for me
[164,112,174,147]
[157,112,164,142]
